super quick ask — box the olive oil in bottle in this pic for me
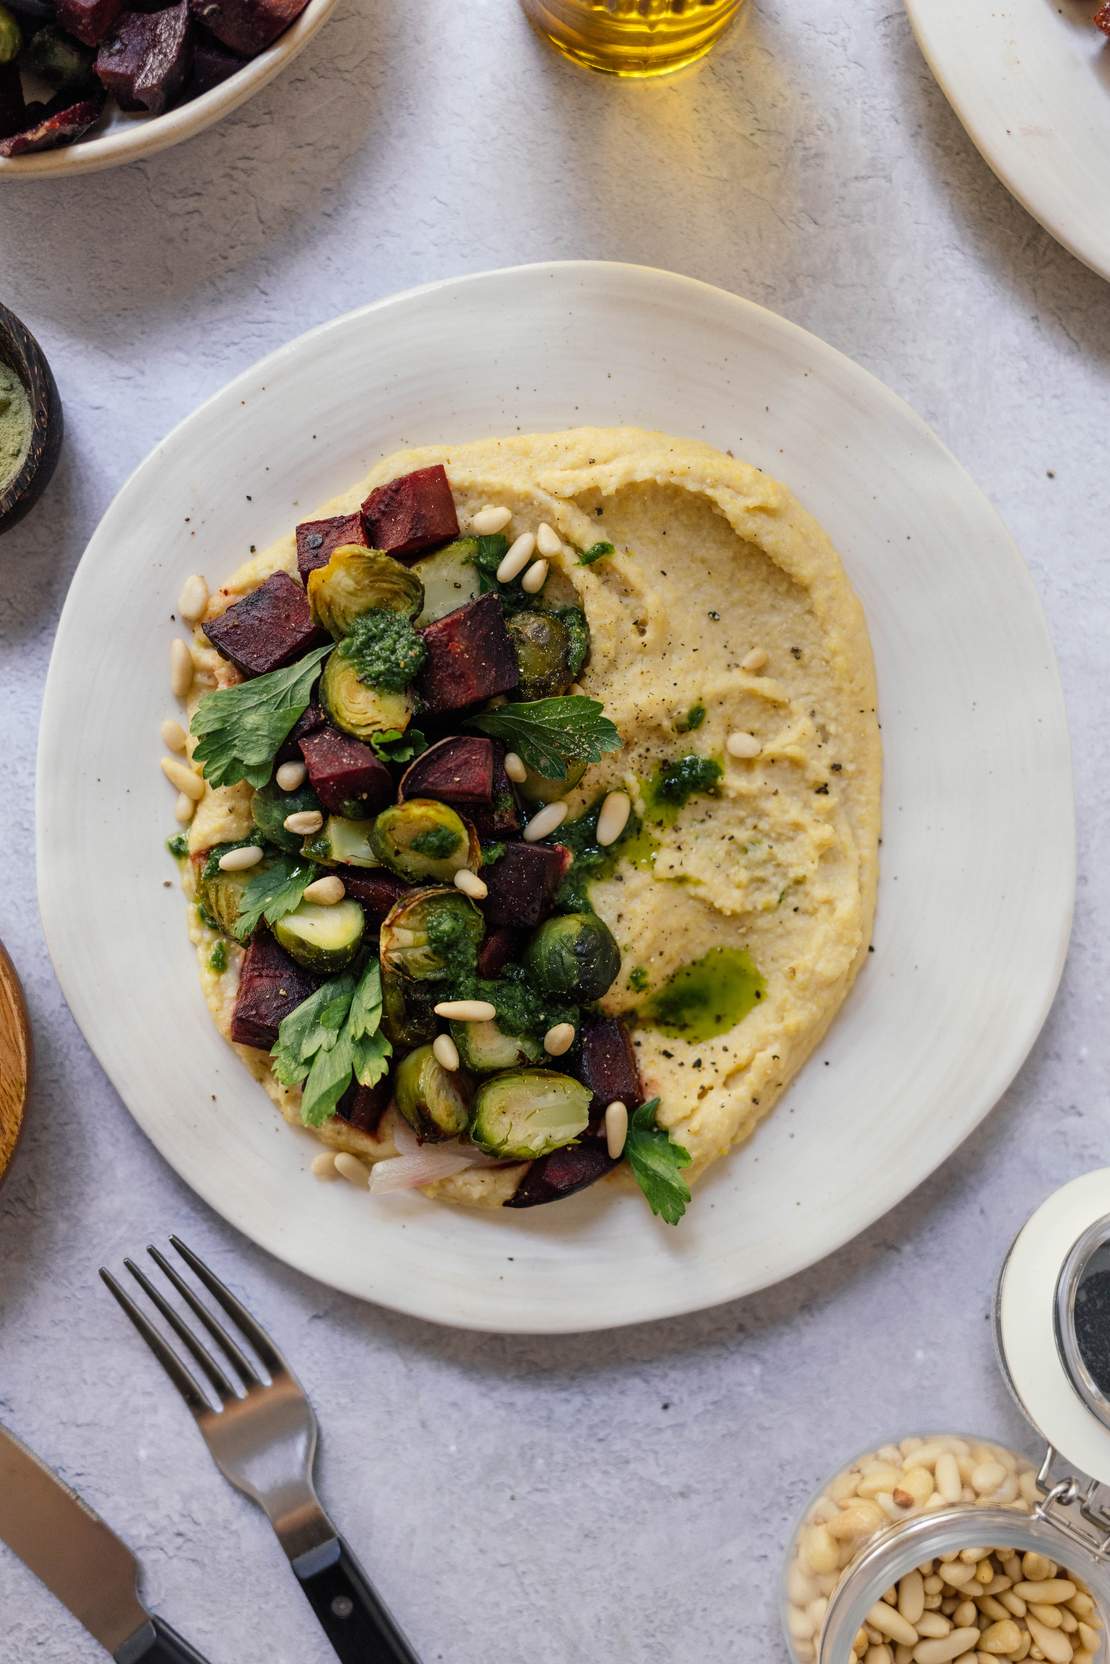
[519,0,746,78]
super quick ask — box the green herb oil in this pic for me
[641,947,766,1042]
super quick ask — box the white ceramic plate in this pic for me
[37,262,1074,1333]
[0,0,336,179]
[905,0,1110,282]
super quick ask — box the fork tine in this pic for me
[99,1267,212,1417]
[169,1236,288,1379]
[146,1245,259,1392]
[123,1257,237,1405]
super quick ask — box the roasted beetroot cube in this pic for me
[56,0,123,44]
[229,930,318,1050]
[399,736,493,807]
[417,593,518,715]
[467,746,521,841]
[96,1,192,114]
[188,0,307,54]
[336,1077,391,1137]
[332,867,409,916]
[575,1017,644,1128]
[505,1144,615,1209]
[0,63,26,141]
[483,841,568,929]
[299,725,393,817]
[295,512,367,584]
[361,465,458,561]
[184,34,246,95]
[476,926,521,979]
[203,572,324,678]
[276,699,325,763]
[0,89,105,154]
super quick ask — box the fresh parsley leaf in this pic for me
[371,727,428,765]
[348,961,392,1088]
[472,533,510,590]
[300,1029,355,1126]
[624,1098,691,1226]
[191,645,333,790]
[270,975,356,1088]
[579,541,614,566]
[232,855,316,943]
[269,961,390,1122]
[468,695,621,781]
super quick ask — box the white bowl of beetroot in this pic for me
[0,0,336,176]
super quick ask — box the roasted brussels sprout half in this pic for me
[469,1069,591,1160]
[0,5,20,62]
[379,887,484,982]
[524,911,621,1003]
[196,852,274,936]
[272,899,365,974]
[506,610,573,701]
[252,778,321,853]
[382,969,439,1050]
[308,545,424,639]
[412,538,483,626]
[24,22,94,83]
[395,1044,472,1141]
[302,814,378,868]
[370,798,479,884]
[321,648,412,742]
[517,757,587,806]
[556,606,590,679]
[450,1018,543,1074]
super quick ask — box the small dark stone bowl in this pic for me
[0,302,63,535]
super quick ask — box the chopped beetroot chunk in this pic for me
[575,1017,644,1129]
[185,35,247,96]
[229,930,318,1050]
[483,841,568,928]
[399,736,493,806]
[467,746,521,840]
[96,2,193,115]
[361,465,458,561]
[505,1144,615,1209]
[295,512,368,584]
[299,725,393,816]
[331,867,409,915]
[0,63,27,141]
[276,699,325,763]
[417,593,518,715]
[187,0,309,54]
[0,89,105,154]
[56,0,124,45]
[336,1077,391,1136]
[203,572,324,678]
[476,926,520,980]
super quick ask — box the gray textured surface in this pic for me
[2,2,1109,1659]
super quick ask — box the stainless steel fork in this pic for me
[100,1237,420,1664]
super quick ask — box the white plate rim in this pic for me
[36,260,1076,1332]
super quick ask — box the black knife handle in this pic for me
[292,1535,421,1664]
[114,1616,212,1664]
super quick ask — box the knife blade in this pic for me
[0,1424,210,1662]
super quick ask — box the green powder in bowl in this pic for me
[0,363,32,495]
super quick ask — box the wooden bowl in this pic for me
[0,303,62,535]
[0,940,30,1183]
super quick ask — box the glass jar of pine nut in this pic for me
[782,1434,1107,1664]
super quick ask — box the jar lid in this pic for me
[996,1168,1110,1486]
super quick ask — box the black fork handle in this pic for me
[115,1616,213,1664]
[293,1535,421,1664]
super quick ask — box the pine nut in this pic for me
[162,756,204,800]
[897,1469,935,1508]
[544,1022,576,1057]
[940,1564,976,1589]
[726,730,762,760]
[918,1616,953,1639]
[953,1603,976,1628]
[284,810,323,835]
[334,1153,368,1188]
[174,792,194,825]
[454,868,488,900]
[899,1572,926,1626]
[1030,1607,1064,1629]
[1000,1593,1027,1618]
[868,1603,918,1646]
[504,751,527,783]
[914,1630,981,1664]
[1015,1585,1077,1607]
[977,1598,1010,1623]
[433,1033,460,1072]
[433,999,497,1022]
[521,558,549,594]
[1025,1618,1073,1663]
[471,504,512,536]
[788,1565,818,1606]
[178,573,209,622]
[604,1101,628,1159]
[596,790,631,847]
[161,717,188,752]
[303,876,345,905]
[311,1152,338,1180]
[1077,1625,1098,1653]
[218,844,264,872]
[800,1525,839,1575]
[936,1454,963,1503]
[1023,1557,1056,1583]
[866,1649,894,1664]
[536,521,561,558]
[830,1501,887,1540]
[741,646,768,673]
[170,638,193,699]
[276,759,307,791]
[523,800,569,842]
[971,1463,1007,1495]
[497,531,535,583]
[978,1620,1022,1655]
